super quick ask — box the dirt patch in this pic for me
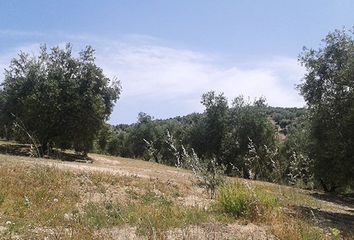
[0,226,7,233]
[94,223,274,240]
[181,194,212,209]
[165,223,274,240]
[96,225,145,240]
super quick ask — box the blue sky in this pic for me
[1,1,354,123]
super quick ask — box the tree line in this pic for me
[94,95,309,183]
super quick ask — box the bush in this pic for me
[216,181,278,220]
[187,154,225,198]
[217,182,249,217]
[165,130,225,198]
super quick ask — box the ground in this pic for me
[0,142,353,239]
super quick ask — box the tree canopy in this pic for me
[299,28,354,191]
[0,44,121,155]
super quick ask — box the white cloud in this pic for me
[0,30,46,38]
[0,32,306,123]
[92,40,306,123]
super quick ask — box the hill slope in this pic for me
[0,150,353,239]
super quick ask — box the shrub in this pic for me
[217,182,249,217]
[287,151,314,188]
[165,130,225,198]
[187,154,225,198]
[216,181,278,220]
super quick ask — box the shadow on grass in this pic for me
[295,205,354,235]
[0,143,93,162]
[310,192,354,209]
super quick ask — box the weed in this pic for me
[79,198,209,238]
[82,202,125,228]
[215,180,278,220]
[125,188,140,200]
[172,191,184,198]
[217,182,249,218]
[141,190,159,203]
[330,228,341,239]
[164,130,225,197]
[82,202,109,228]
[269,212,327,240]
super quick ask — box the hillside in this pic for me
[0,142,353,239]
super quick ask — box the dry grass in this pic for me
[0,150,353,239]
[0,156,210,239]
[0,163,81,238]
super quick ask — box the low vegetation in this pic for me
[0,153,352,239]
[216,181,279,220]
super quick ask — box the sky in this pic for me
[1,0,354,124]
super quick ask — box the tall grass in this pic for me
[165,131,225,198]
[214,180,331,239]
[215,180,278,221]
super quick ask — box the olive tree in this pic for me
[0,44,121,156]
[299,28,354,192]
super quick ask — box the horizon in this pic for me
[1,1,354,124]
[115,103,307,126]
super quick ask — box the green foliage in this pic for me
[96,123,111,152]
[330,228,341,239]
[0,44,121,155]
[185,151,225,198]
[89,89,310,189]
[216,181,278,220]
[267,107,306,134]
[217,182,249,217]
[80,196,209,237]
[287,152,314,187]
[163,131,225,198]
[199,91,229,160]
[95,93,284,184]
[299,28,354,191]
[82,202,124,228]
[244,139,285,182]
[282,114,314,187]
[221,96,277,179]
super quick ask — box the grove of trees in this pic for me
[94,28,354,192]
[0,28,353,193]
[94,94,302,184]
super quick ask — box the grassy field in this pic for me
[0,144,353,239]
